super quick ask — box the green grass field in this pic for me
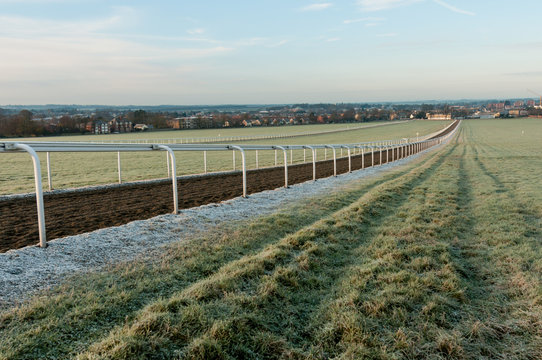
[0,120,449,195]
[14,122,396,142]
[1,118,541,359]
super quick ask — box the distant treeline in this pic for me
[0,110,170,138]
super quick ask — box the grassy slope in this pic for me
[1,120,449,195]
[1,119,541,359]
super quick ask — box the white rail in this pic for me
[62,120,411,145]
[0,121,460,248]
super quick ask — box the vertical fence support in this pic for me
[232,150,236,170]
[117,151,122,184]
[304,146,316,181]
[229,146,247,197]
[156,145,178,214]
[303,148,306,163]
[343,146,352,173]
[371,147,375,167]
[13,143,47,248]
[166,151,170,177]
[204,150,207,174]
[325,145,337,176]
[255,150,259,169]
[46,151,53,191]
[274,149,277,166]
[274,146,288,188]
[361,146,365,169]
[290,148,293,165]
[379,146,383,166]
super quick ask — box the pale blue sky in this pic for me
[1,0,541,105]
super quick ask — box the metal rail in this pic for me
[0,120,460,248]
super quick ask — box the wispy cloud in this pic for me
[267,40,289,48]
[326,37,341,42]
[357,0,474,16]
[0,6,136,37]
[357,0,422,12]
[432,0,475,16]
[187,28,205,35]
[0,8,235,96]
[234,37,267,46]
[300,3,333,11]
[343,17,385,24]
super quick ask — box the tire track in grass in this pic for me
[74,141,460,358]
[0,147,451,359]
[449,135,542,358]
[306,134,470,358]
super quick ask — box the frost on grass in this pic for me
[0,148,434,308]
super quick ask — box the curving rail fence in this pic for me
[67,120,410,145]
[0,120,459,250]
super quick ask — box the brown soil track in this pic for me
[0,121,458,252]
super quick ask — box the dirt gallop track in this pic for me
[0,121,458,252]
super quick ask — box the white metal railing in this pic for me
[41,120,412,145]
[0,120,460,248]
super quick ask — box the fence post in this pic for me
[232,151,236,170]
[361,146,365,169]
[255,150,259,169]
[325,145,337,176]
[343,146,352,172]
[46,151,53,191]
[229,146,247,197]
[166,151,170,177]
[275,149,277,166]
[304,145,316,181]
[204,150,207,174]
[386,145,389,164]
[13,143,47,248]
[379,146,383,166]
[274,146,288,188]
[117,151,122,184]
[156,145,178,214]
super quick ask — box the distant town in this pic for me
[1,99,541,138]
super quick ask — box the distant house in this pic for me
[134,124,149,131]
[508,109,528,118]
[479,112,497,119]
[181,117,197,129]
[110,117,133,133]
[469,112,499,119]
[167,118,181,129]
[426,113,452,120]
[94,120,110,134]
